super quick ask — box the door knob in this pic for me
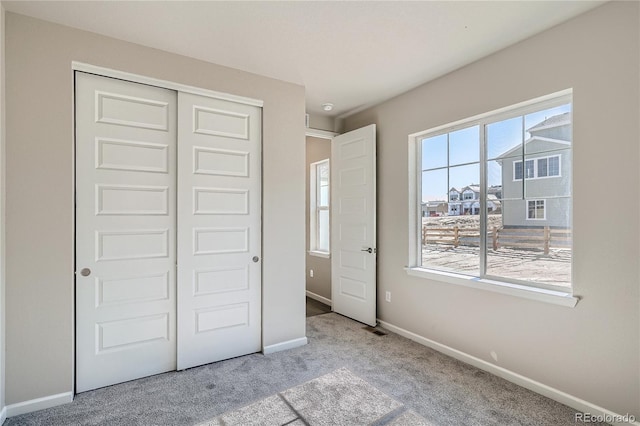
[361,248,373,254]
[252,256,260,263]
[80,268,91,277]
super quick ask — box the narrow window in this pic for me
[310,159,330,254]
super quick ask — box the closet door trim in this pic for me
[72,62,264,108]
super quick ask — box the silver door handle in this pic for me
[252,256,260,263]
[361,248,373,254]
[80,268,91,277]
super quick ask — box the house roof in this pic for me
[495,136,570,160]
[527,112,571,133]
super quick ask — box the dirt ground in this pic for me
[421,214,571,288]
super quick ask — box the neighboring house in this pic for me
[448,185,500,216]
[496,112,572,228]
[422,201,448,217]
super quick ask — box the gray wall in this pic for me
[5,12,306,405]
[343,2,639,417]
[305,136,331,301]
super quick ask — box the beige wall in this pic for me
[5,12,306,405]
[305,136,331,301]
[0,3,5,417]
[343,2,639,417]
[307,113,335,132]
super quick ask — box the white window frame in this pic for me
[309,159,330,258]
[407,89,577,307]
[513,155,561,181]
[526,199,546,220]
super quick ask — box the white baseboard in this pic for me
[263,337,308,355]
[306,291,332,307]
[0,406,6,424]
[377,319,639,426]
[5,392,73,418]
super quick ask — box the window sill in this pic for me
[309,251,330,259]
[404,267,579,307]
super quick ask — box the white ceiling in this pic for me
[3,1,604,119]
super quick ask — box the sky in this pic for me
[421,103,571,202]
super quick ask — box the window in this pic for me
[409,91,572,292]
[310,159,330,255]
[527,199,546,220]
[514,155,560,180]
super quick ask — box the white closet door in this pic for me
[177,92,262,370]
[75,72,177,392]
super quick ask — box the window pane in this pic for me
[422,161,480,275]
[319,184,329,207]
[513,161,523,181]
[421,134,447,170]
[449,126,479,166]
[538,158,548,177]
[487,116,522,160]
[317,209,329,252]
[524,104,572,155]
[422,168,448,203]
[524,160,535,179]
[548,156,560,176]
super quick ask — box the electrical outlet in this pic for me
[385,291,391,303]
[309,269,314,278]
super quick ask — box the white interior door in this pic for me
[176,92,262,370]
[75,72,177,392]
[331,124,377,326]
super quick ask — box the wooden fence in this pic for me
[422,226,571,254]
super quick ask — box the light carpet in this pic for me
[199,367,429,426]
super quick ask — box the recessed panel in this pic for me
[194,188,249,215]
[340,167,366,186]
[97,313,169,352]
[97,272,169,307]
[194,266,249,296]
[340,250,367,271]
[96,185,168,215]
[340,197,366,215]
[340,138,366,160]
[340,277,367,301]
[96,138,168,173]
[95,91,169,131]
[194,228,248,255]
[97,229,169,261]
[193,106,249,140]
[194,147,249,177]
[195,303,249,333]
[340,223,367,242]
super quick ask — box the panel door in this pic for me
[75,72,177,392]
[331,125,377,326]
[176,92,262,370]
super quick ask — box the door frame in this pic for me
[305,127,337,306]
[71,62,264,395]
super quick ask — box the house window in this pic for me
[310,159,330,255]
[527,200,546,220]
[514,155,561,180]
[409,90,572,292]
